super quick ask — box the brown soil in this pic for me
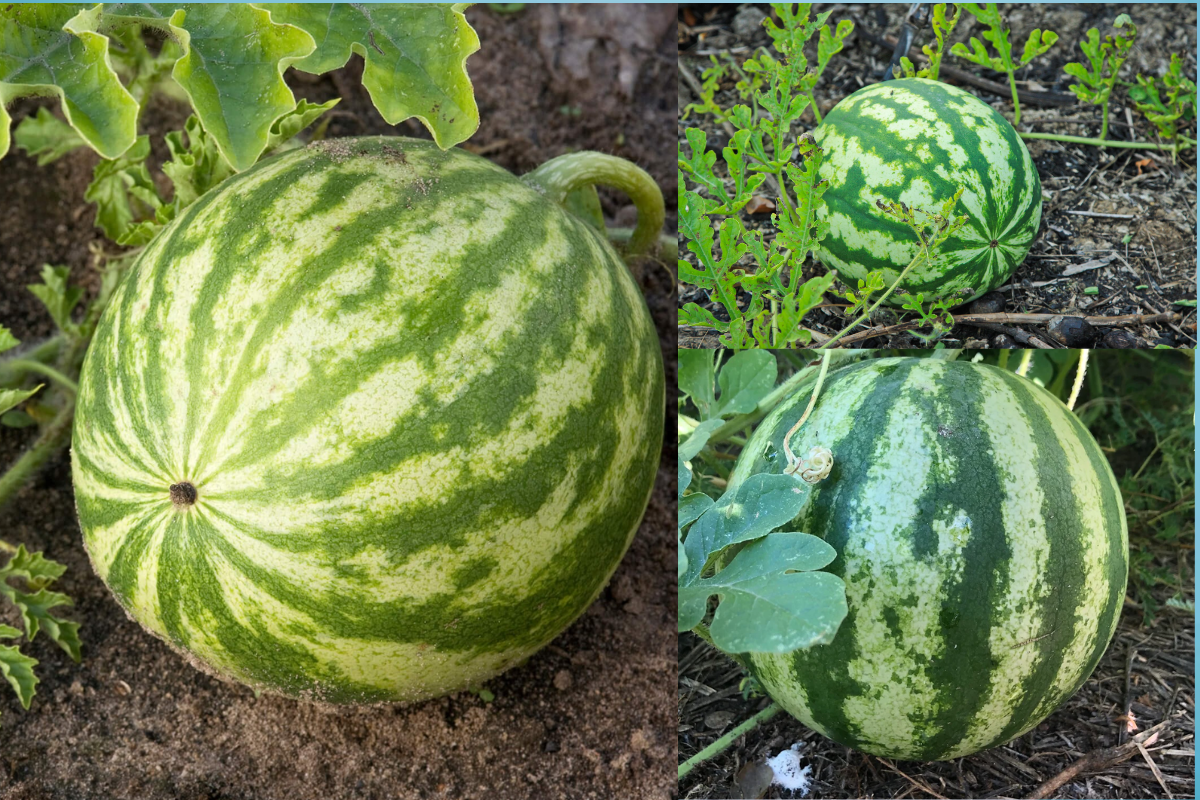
[678,3,1197,349]
[0,5,678,800]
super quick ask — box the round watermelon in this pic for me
[728,357,1127,760]
[815,78,1043,304]
[71,137,665,703]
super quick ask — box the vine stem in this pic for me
[1015,349,1034,377]
[706,351,861,445]
[605,229,677,262]
[678,703,783,780]
[5,360,78,393]
[1067,350,1090,411]
[0,400,75,509]
[821,249,926,349]
[1019,131,1196,150]
[1008,69,1021,128]
[522,151,665,258]
[782,350,831,471]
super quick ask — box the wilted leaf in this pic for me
[260,3,480,149]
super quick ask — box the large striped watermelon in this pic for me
[815,79,1042,304]
[71,136,664,703]
[728,357,1127,760]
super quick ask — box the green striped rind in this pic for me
[72,136,664,703]
[729,358,1126,760]
[814,79,1042,304]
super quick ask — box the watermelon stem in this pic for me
[1067,351,1090,411]
[522,152,665,259]
[4,360,78,394]
[0,402,74,510]
[678,702,783,779]
[1019,131,1196,151]
[782,350,832,474]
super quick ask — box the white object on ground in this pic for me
[766,743,812,796]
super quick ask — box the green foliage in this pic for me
[0,542,81,717]
[27,265,84,338]
[676,350,849,655]
[10,108,86,166]
[894,4,962,81]
[676,4,856,348]
[1129,53,1197,155]
[897,292,959,343]
[0,5,140,161]
[950,3,1058,125]
[1063,15,1137,140]
[822,189,969,348]
[2,3,479,167]
[682,56,732,121]
[1075,351,1195,625]
[260,4,480,150]
[678,129,837,349]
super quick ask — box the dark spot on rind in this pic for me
[170,482,198,507]
[990,240,999,248]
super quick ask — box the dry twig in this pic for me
[1026,717,1179,800]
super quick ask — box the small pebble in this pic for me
[704,710,735,730]
[1045,315,1097,347]
[553,670,573,691]
[965,292,1006,315]
[735,761,777,800]
[732,6,767,37]
[1101,329,1140,348]
[992,334,1018,348]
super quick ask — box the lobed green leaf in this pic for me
[260,3,480,149]
[0,4,139,161]
[12,107,87,165]
[0,643,38,710]
[679,532,847,654]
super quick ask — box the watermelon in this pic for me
[71,136,664,703]
[728,357,1127,760]
[815,78,1043,304]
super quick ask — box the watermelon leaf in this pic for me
[678,350,717,417]
[679,492,715,531]
[27,265,84,337]
[680,420,723,463]
[680,533,847,653]
[12,107,87,166]
[0,641,38,711]
[259,3,480,150]
[0,4,140,161]
[0,543,81,716]
[0,327,19,355]
[1129,54,1196,153]
[678,303,729,333]
[0,387,43,418]
[84,135,163,245]
[681,473,814,586]
[714,351,777,419]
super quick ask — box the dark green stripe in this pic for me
[769,359,912,751]
[912,363,1009,760]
